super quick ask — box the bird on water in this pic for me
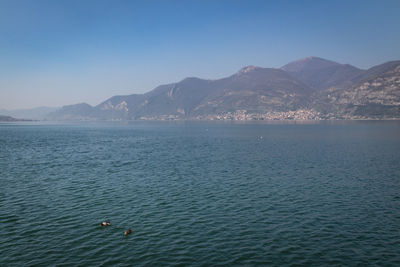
[124,229,132,236]
[100,221,111,227]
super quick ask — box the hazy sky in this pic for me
[1,0,399,109]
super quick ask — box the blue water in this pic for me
[1,121,400,266]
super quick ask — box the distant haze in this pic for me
[0,0,399,109]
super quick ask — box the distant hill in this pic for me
[281,56,364,90]
[0,115,32,122]
[312,61,400,119]
[46,103,94,120]
[350,60,400,84]
[191,66,313,117]
[0,115,18,121]
[0,107,59,120]
[46,57,400,121]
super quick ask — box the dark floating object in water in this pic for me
[124,229,132,236]
[100,221,111,227]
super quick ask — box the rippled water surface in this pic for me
[1,121,400,266]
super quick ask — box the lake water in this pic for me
[1,121,400,266]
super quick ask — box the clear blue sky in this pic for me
[1,0,399,109]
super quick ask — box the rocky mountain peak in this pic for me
[236,65,261,75]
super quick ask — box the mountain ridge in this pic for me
[0,106,59,120]
[46,57,400,121]
[281,56,365,90]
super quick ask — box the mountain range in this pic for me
[0,107,59,120]
[45,56,400,120]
